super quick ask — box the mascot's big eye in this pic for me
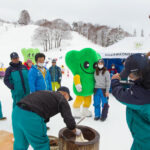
[32,53,34,57]
[93,62,98,69]
[84,61,90,69]
[28,54,31,57]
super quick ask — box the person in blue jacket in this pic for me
[111,54,150,150]
[28,53,52,93]
[49,59,62,91]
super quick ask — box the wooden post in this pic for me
[59,125,100,150]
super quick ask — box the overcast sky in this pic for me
[0,0,150,35]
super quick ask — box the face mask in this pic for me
[112,66,115,69]
[38,63,44,67]
[98,64,104,69]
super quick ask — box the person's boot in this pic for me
[73,108,82,119]
[0,117,7,120]
[94,117,100,121]
[82,108,92,117]
[100,103,109,121]
[47,126,50,130]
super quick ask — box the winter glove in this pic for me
[58,80,61,85]
[58,77,62,84]
[75,129,82,136]
[94,88,97,94]
[75,84,82,92]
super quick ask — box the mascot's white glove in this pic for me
[76,84,82,92]
[76,129,82,136]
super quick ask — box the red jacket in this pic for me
[24,62,32,70]
[109,68,117,75]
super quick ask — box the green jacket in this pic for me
[4,62,30,104]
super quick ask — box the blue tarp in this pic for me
[103,58,125,73]
[101,52,145,73]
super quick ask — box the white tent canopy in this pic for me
[98,37,150,59]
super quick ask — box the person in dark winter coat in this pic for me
[93,59,111,121]
[112,54,150,150]
[12,86,81,150]
[49,59,62,91]
[109,64,118,92]
[4,52,30,108]
[108,64,117,75]
[28,53,52,93]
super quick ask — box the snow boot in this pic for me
[0,117,7,120]
[94,117,100,121]
[73,108,82,119]
[46,126,50,130]
[82,108,92,117]
[100,103,109,121]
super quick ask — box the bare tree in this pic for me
[72,21,131,47]
[34,19,49,26]
[18,10,30,25]
[133,29,137,37]
[141,29,144,37]
[32,19,71,51]
[32,27,49,52]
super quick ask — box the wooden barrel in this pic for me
[59,125,100,150]
[48,135,59,150]
[0,130,14,150]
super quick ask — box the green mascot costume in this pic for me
[21,48,40,64]
[65,48,101,118]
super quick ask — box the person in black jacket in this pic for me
[12,86,80,150]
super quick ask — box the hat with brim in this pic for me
[52,59,56,63]
[98,59,104,64]
[57,86,73,101]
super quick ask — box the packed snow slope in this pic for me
[0,24,134,150]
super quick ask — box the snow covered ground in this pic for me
[0,23,134,150]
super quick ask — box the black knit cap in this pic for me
[120,54,147,78]
[10,52,19,59]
